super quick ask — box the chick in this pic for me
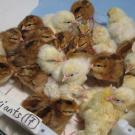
[0,28,23,56]
[71,0,94,22]
[22,92,78,134]
[78,86,135,135]
[108,7,135,44]
[37,44,65,75]
[60,56,90,85]
[12,27,56,67]
[78,87,123,135]
[92,25,117,54]
[18,15,44,31]
[89,53,125,87]
[42,10,77,33]
[14,65,48,93]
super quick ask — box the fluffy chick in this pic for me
[60,56,90,85]
[92,25,117,54]
[44,53,91,101]
[18,15,44,31]
[90,53,125,86]
[78,87,123,135]
[37,44,65,75]
[42,10,77,33]
[0,28,23,56]
[108,7,135,44]
[79,86,135,135]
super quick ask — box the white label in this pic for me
[0,93,41,134]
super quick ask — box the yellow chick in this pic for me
[37,44,65,75]
[92,25,117,54]
[79,87,122,135]
[42,10,77,33]
[108,7,135,44]
[61,56,90,85]
[78,86,135,135]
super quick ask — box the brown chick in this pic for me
[18,15,44,32]
[13,27,56,67]
[89,53,125,87]
[0,28,23,56]
[0,56,14,85]
[66,34,95,56]
[22,93,78,134]
[14,65,48,93]
[71,0,95,22]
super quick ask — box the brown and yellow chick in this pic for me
[89,53,125,87]
[71,0,94,22]
[0,28,23,56]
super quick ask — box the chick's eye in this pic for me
[70,74,74,77]
[27,23,33,27]
[65,21,71,24]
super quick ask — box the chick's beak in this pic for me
[106,96,115,102]
[20,37,24,42]
[72,20,80,26]
[52,35,57,40]
[62,75,68,82]
[21,26,26,31]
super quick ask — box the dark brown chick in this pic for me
[14,65,48,93]
[18,15,44,32]
[71,0,94,22]
[0,56,14,85]
[22,93,78,134]
[89,53,125,87]
[0,28,23,56]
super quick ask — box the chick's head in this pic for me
[18,15,44,31]
[37,45,65,74]
[37,27,56,43]
[107,7,127,23]
[61,58,90,83]
[52,11,77,33]
[109,87,135,110]
[93,25,110,44]
[1,28,23,54]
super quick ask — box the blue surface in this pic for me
[32,0,135,23]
